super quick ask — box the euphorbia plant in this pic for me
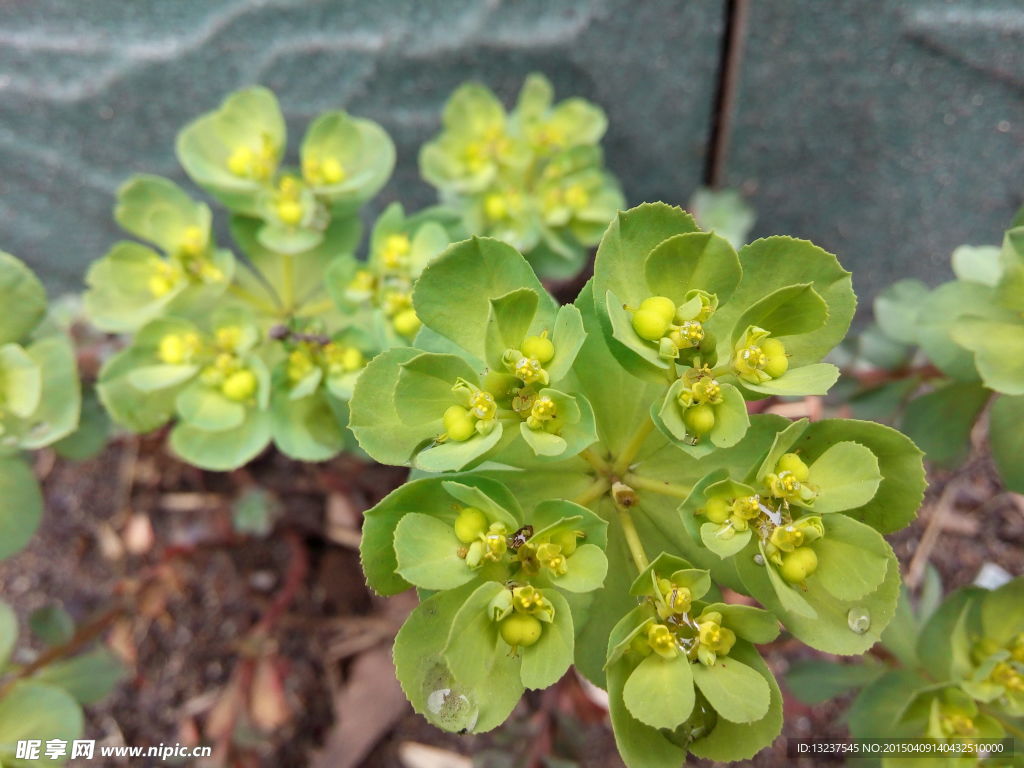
[351,203,925,764]
[85,87,454,470]
[420,73,624,280]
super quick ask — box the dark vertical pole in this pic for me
[705,0,750,189]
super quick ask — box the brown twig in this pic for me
[906,478,961,589]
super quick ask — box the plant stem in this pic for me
[623,472,693,500]
[573,477,610,507]
[612,415,656,476]
[294,297,337,318]
[578,446,610,473]
[616,503,649,572]
[281,253,296,312]
[227,283,280,316]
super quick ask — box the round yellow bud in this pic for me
[631,309,670,341]
[484,194,507,220]
[762,338,789,378]
[321,157,345,184]
[276,200,304,226]
[521,334,555,364]
[158,335,186,365]
[227,146,254,176]
[776,452,810,482]
[683,404,716,436]
[704,496,731,524]
[222,369,257,402]
[148,274,175,297]
[639,296,677,323]
[340,347,364,372]
[780,546,818,584]
[500,613,543,647]
[550,529,579,556]
[453,507,489,544]
[393,308,421,337]
[443,405,475,442]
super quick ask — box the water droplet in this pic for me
[753,553,765,566]
[422,662,479,732]
[847,607,871,634]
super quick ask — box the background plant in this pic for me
[420,73,625,280]
[350,202,925,766]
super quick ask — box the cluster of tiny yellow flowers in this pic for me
[226,133,279,182]
[345,232,422,339]
[629,292,716,363]
[442,386,498,443]
[676,371,725,442]
[732,326,790,384]
[146,224,223,299]
[286,341,364,384]
[629,580,737,668]
[156,325,259,403]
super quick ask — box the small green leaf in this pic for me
[731,283,829,342]
[169,410,272,471]
[813,513,890,602]
[874,279,928,344]
[990,394,1024,492]
[0,458,43,561]
[0,602,17,669]
[28,605,74,647]
[115,174,211,255]
[270,387,345,462]
[548,543,607,593]
[700,522,752,559]
[349,347,426,465]
[175,381,246,431]
[951,245,1002,287]
[33,648,125,705]
[785,658,885,704]
[740,363,840,397]
[951,318,1024,395]
[691,652,770,723]
[54,387,110,461]
[394,513,475,591]
[623,653,695,730]
[520,590,574,689]
[642,231,742,307]
[700,602,780,643]
[808,441,882,514]
[917,281,1005,380]
[0,252,47,345]
[902,381,989,468]
[0,681,84,767]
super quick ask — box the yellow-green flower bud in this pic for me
[647,623,679,659]
[780,546,818,584]
[639,296,677,323]
[769,523,805,552]
[512,585,545,614]
[697,613,736,665]
[392,308,421,337]
[500,612,542,648]
[381,233,411,270]
[536,542,568,575]
[453,507,488,544]
[514,356,548,385]
[683,404,716,436]
[632,309,670,342]
[673,320,705,350]
[776,452,810,482]
[762,338,789,378]
[549,529,580,556]
[521,333,555,364]
[703,496,731,524]
[287,349,315,382]
[158,332,200,365]
[443,405,476,442]
[691,377,722,405]
[469,391,497,421]
[732,495,761,519]
[526,395,557,430]
[222,369,257,402]
[658,583,692,618]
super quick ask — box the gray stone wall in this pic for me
[2,0,1021,307]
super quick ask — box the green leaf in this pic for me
[10,334,80,450]
[902,381,989,468]
[96,347,180,433]
[710,236,855,368]
[270,387,345,462]
[740,362,840,397]
[484,288,539,370]
[415,425,503,473]
[300,110,395,208]
[732,283,829,342]
[115,174,211,255]
[991,394,1024,492]
[700,603,780,644]
[0,682,84,767]
[394,513,475,591]
[642,231,742,307]
[520,590,574,689]
[951,245,1002,287]
[808,440,882,514]
[689,187,756,249]
[874,279,928,344]
[951,318,1024,395]
[790,419,925,534]
[857,323,913,370]
[175,381,246,431]
[700,522,752,559]
[443,582,525,730]
[0,602,16,669]
[814,513,891,601]
[33,648,125,705]
[0,458,43,560]
[169,410,272,471]
[785,658,885,704]
[916,587,983,680]
[691,651,771,723]
[917,281,1006,380]
[54,386,110,461]
[846,669,933,740]
[0,344,40,418]
[0,252,46,345]
[28,605,74,647]
[623,653,695,730]
[349,347,426,465]
[548,544,608,593]
[655,381,749,458]
[689,641,783,762]
[980,577,1024,647]
[413,237,554,362]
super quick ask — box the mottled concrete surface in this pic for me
[0,0,723,292]
[725,0,1024,304]
[2,0,1022,307]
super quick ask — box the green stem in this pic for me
[294,297,336,318]
[612,415,656,476]
[579,446,610,473]
[623,472,693,500]
[227,283,281,316]
[281,253,296,312]
[573,477,610,507]
[616,502,650,573]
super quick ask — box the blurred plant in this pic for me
[689,187,756,250]
[420,73,625,280]
[84,87,455,470]
[836,208,1024,492]
[350,202,924,765]
[788,574,1024,767]
[0,253,80,560]
[0,601,125,766]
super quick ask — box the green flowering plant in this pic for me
[420,73,625,279]
[84,87,456,470]
[0,253,80,561]
[352,202,925,765]
[788,575,1024,768]
[840,208,1024,493]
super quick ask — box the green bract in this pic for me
[354,203,925,765]
[0,253,80,560]
[88,87,453,470]
[420,73,625,279]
